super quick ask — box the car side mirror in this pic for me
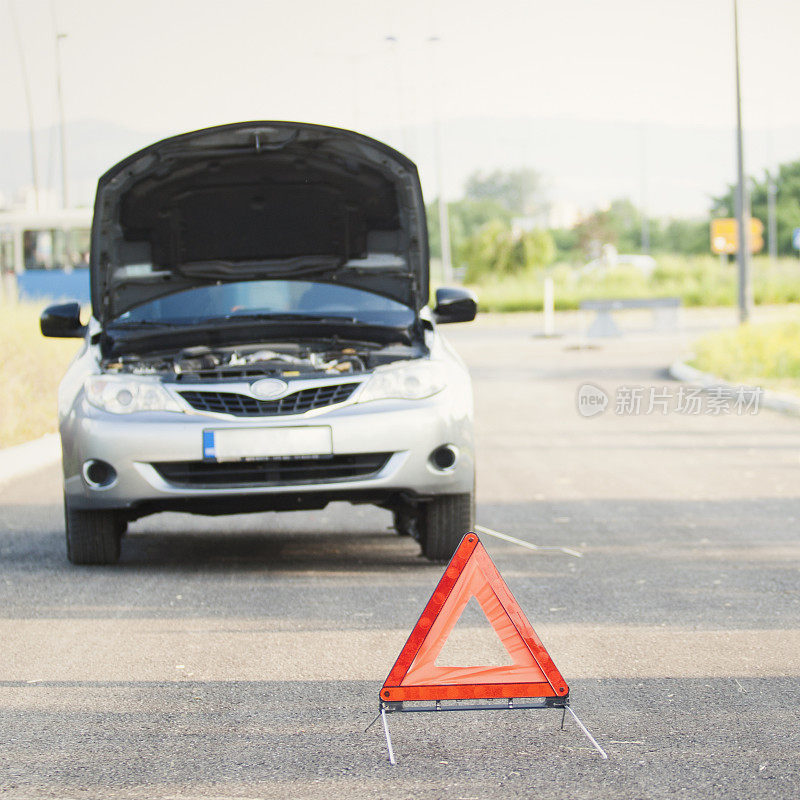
[40,302,87,338]
[433,287,478,324]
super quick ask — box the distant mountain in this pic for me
[374,116,800,218]
[2,117,798,217]
[0,120,170,208]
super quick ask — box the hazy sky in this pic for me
[3,0,799,212]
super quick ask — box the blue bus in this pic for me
[0,208,92,304]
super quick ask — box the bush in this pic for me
[459,222,555,282]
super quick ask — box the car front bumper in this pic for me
[61,391,474,512]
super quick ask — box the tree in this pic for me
[520,229,555,271]
[464,168,545,216]
[660,218,709,255]
[712,160,800,255]
[459,221,555,282]
[570,198,644,258]
[550,227,580,260]
[426,198,512,260]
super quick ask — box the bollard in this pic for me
[543,276,555,337]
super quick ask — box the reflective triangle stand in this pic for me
[366,698,608,765]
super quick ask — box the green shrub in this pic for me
[459,222,556,282]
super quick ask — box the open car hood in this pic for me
[90,122,429,324]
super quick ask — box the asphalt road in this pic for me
[1,312,799,799]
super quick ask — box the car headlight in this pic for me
[357,361,446,403]
[84,375,184,414]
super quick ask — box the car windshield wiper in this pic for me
[213,312,360,324]
[106,314,408,340]
[108,319,186,328]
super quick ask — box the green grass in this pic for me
[0,302,81,448]
[467,255,800,312]
[690,318,800,395]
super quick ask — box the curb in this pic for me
[0,433,61,487]
[669,359,800,417]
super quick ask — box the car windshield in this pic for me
[114,280,415,327]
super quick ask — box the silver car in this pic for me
[41,122,477,565]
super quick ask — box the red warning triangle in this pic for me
[381,533,569,703]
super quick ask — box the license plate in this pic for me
[202,427,332,461]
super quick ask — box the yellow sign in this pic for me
[711,217,764,254]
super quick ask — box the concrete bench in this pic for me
[579,297,682,337]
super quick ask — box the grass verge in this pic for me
[689,317,800,396]
[467,255,800,312]
[0,302,81,448]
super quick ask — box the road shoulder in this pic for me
[669,358,800,416]
[0,433,60,487]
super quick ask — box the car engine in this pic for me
[101,343,414,382]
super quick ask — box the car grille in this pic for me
[152,453,392,487]
[177,382,360,417]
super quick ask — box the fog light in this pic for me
[430,445,458,471]
[82,459,117,489]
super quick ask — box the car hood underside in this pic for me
[90,122,429,323]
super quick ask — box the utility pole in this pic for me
[767,173,778,264]
[384,36,409,156]
[9,0,40,210]
[52,0,68,208]
[639,121,649,254]
[428,36,453,283]
[733,0,751,324]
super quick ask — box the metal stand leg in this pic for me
[370,702,606,764]
[381,708,396,765]
[565,706,608,760]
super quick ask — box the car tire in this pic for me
[419,492,475,562]
[64,496,122,565]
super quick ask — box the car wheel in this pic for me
[419,492,475,562]
[393,508,419,538]
[64,496,122,565]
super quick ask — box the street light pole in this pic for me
[384,36,409,156]
[428,36,453,283]
[639,121,650,254]
[9,0,40,210]
[767,173,778,264]
[55,33,69,208]
[733,0,751,323]
[52,0,69,209]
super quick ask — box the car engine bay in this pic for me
[101,342,420,382]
